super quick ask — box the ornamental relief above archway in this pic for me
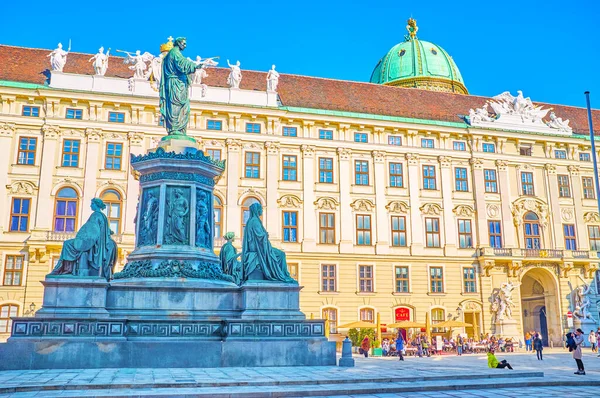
[510,197,549,228]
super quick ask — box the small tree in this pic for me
[348,328,375,347]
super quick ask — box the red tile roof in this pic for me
[1,44,598,134]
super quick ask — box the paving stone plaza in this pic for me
[0,349,598,396]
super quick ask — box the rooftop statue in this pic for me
[266,64,280,92]
[190,56,219,85]
[159,37,205,136]
[219,232,242,285]
[227,60,242,89]
[242,203,296,283]
[489,91,549,122]
[47,42,70,72]
[121,50,154,79]
[50,198,117,280]
[546,111,572,132]
[88,47,110,76]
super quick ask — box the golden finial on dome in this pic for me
[406,18,418,40]
[160,36,174,53]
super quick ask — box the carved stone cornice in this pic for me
[469,158,483,169]
[511,198,549,228]
[41,124,60,140]
[544,164,557,174]
[127,131,144,146]
[420,203,443,215]
[85,128,102,143]
[0,122,16,137]
[438,156,451,168]
[300,145,315,157]
[568,165,580,176]
[314,197,339,210]
[225,138,242,151]
[453,204,475,217]
[277,194,302,208]
[6,180,37,195]
[350,199,375,212]
[405,153,420,165]
[337,147,351,160]
[495,160,508,171]
[371,151,386,163]
[264,141,280,154]
[386,200,409,214]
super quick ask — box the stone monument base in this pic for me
[573,317,598,333]
[493,319,520,342]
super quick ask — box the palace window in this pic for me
[245,123,261,133]
[484,169,498,193]
[319,213,335,244]
[322,308,338,334]
[580,153,591,162]
[356,214,372,245]
[388,136,402,146]
[244,152,260,179]
[214,196,223,240]
[564,224,577,250]
[61,139,80,167]
[10,198,30,232]
[207,120,222,130]
[0,304,18,333]
[319,158,333,183]
[389,163,403,187]
[22,106,40,117]
[425,218,440,248]
[206,149,222,161]
[391,216,407,247]
[422,165,436,190]
[482,143,496,153]
[555,150,567,159]
[283,126,297,137]
[101,189,122,234]
[421,138,434,148]
[355,160,369,185]
[105,143,123,170]
[359,265,373,293]
[463,267,476,293]
[455,167,468,192]
[241,197,261,234]
[429,267,444,293]
[583,177,595,199]
[558,175,571,198]
[287,263,298,280]
[319,129,333,140]
[17,137,37,165]
[360,307,374,322]
[65,108,82,120]
[321,264,336,292]
[519,146,532,156]
[395,266,409,293]
[354,132,368,143]
[521,172,534,196]
[282,211,298,242]
[282,155,297,181]
[458,219,473,248]
[524,212,541,249]
[488,221,503,248]
[432,308,445,333]
[3,255,24,286]
[54,187,78,233]
[453,141,466,151]
[588,226,600,251]
[108,111,125,123]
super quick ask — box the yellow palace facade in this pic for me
[0,28,599,345]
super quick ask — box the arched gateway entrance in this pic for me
[520,268,561,346]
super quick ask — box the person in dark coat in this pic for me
[533,333,543,360]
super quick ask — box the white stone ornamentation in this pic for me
[386,201,409,214]
[266,65,280,92]
[89,47,110,76]
[6,181,37,195]
[48,42,70,72]
[486,204,500,219]
[227,60,242,89]
[314,197,339,210]
[583,211,600,223]
[573,283,596,322]
[420,203,442,215]
[122,50,154,79]
[453,204,475,217]
[561,208,574,222]
[350,199,375,212]
[491,281,518,322]
[546,111,571,132]
[511,198,549,228]
[277,194,302,208]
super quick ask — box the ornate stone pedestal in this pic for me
[493,319,520,341]
[34,276,109,319]
[241,282,305,320]
[573,318,598,334]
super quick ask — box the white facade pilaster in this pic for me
[372,150,389,253]
[33,125,60,231]
[301,145,316,251]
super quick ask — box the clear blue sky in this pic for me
[1,0,599,108]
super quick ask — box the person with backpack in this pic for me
[533,333,543,360]
[568,329,586,375]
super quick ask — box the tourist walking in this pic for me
[457,334,463,356]
[396,332,405,361]
[487,349,513,370]
[359,336,370,358]
[525,332,532,352]
[569,329,585,375]
[588,330,597,353]
[533,333,543,360]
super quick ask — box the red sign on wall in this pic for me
[395,307,410,321]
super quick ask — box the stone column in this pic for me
[227,113,241,132]
[372,150,389,253]
[124,132,145,236]
[470,158,488,247]
[338,148,353,252]
[569,165,589,250]
[0,123,15,232]
[496,160,516,248]
[225,139,242,236]
[81,129,102,222]
[406,154,423,253]
[33,124,60,231]
[545,164,562,249]
[439,156,456,254]
[265,141,281,241]
[301,145,316,251]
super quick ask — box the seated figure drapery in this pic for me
[219,232,242,285]
[51,198,117,280]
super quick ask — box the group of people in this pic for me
[524,330,544,360]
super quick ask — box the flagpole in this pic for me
[584,92,600,220]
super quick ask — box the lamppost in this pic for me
[23,302,36,316]
[585,92,600,219]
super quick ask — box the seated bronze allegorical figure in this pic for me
[51,198,118,280]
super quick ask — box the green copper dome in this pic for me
[370,19,468,94]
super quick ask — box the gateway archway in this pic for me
[520,268,560,346]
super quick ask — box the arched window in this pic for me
[524,212,541,249]
[214,196,223,240]
[101,189,122,234]
[241,197,261,234]
[322,307,338,334]
[0,304,18,333]
[359,308,375,323]
[54,187,78,233]
[431,308,445,333]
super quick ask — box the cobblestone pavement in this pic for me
[321,386,594,398]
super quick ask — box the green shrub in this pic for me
[348,328,376,347]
